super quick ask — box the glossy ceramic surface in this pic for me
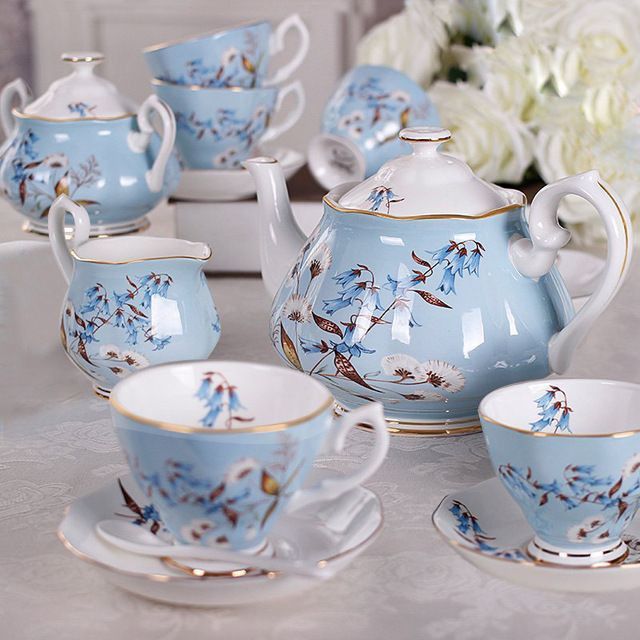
[109,360,389,551]
[433,477,640,592]
[269,199,573,428]
[58,470,383,606]
[154,80,304,170]
[480,379,640,566]
[308,65,440,189]
[0,108,179,232]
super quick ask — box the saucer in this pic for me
[432,477,640,592]
[58,468,382,606]
[172,147,305,202]
[22,215,150,237]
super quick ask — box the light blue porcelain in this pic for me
[144,21,272,89]
[480,379,640,565]
[308,65,440,189]
[154,80,276,169]
[109,360,389,551]
[0,97,179,234]
[269,200,574,427]
[49,195,220,397]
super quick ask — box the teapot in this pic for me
[0,52,179,236]
[49,194,220,398]
[245,126,632,435]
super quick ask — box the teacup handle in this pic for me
[260,80,305,145]
[0,78,31,137]
[266,14,310,86]
[285,402,389,512]
[510,170,632,373]
[48,194,91,284]
[136,95,176,193]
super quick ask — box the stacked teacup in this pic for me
[144,15,308,172]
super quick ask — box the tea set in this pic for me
[1,13,638,604]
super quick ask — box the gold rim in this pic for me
[62,52,105,63]
[527,538,628,566]
[431,492,640,571]
[143,19,268,53]
[12,108,136,123]
[161,556,275,579]
[323,195,526,221]
[70,244,212,265]
[110,360,334,435]
[398,132,451,143]
[598,180,630,279]
[58,488,383,583]
[151,78,272,94]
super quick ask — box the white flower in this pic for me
[99,344,122,360]
[221,47,239,66]
[429,80,534,183]
[121,350,149,368]
[622,453,640,479]
[42,153,69,168]
[213,148,241,168]
[543,1,640,96]
[567,516,607,542]
[381,354,427,382]
[282,293,312,324]
[180,518,217,543]
[356,0,451,87]
[422,360,465,393]
[308,242,332,278]
[449,0,523,45]
[225,457,259,484]
[401,391,446,402]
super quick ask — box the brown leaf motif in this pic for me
[411,251,431,268]
[410,289,452,309]
[261,470,280,496]
[313,312,344,338]
[334,351,379,392]
[54,173,70,197]
[280,323,302,370]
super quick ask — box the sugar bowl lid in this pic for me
[335,127,518,217]
[20,52,135,120]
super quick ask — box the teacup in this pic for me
[143,14,309,89]
[479,379,640,567]
[308,65,440,190]
[153,79,305,169]
[110,360,389,551]
[49,195,221,397]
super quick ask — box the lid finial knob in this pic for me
[399,126,451,157]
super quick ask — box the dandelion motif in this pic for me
[422,360,465,393]
[366,186,405,214]
[308,243,332,278]
[381,354,427,382]
[195,371,254,428]
[282,293,312,324]
[529,385,572,433]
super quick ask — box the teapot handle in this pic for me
[510,170,632,374]
[265,14,310,87]
[48,194,91,284]
[136,95,176,193]
[260,80,305,145]
[0,78,31,137]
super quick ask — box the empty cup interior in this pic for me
[308,133,366,191]
[111,360,333,431]
[479,379,640,436]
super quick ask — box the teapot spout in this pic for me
[244,156,307,298]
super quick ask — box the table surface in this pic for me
[1,198,640,640]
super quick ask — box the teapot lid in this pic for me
[335,127,522,218]
[21,52,136,120]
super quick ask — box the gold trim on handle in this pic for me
[598,180,631,279]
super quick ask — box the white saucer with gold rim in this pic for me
[433,478,640,593]
[58,469,382,606]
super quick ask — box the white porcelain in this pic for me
[58,470,383,606]
[555,248,605,300]
[20,52,135,120]
[433,477,640,592]
[173,147,304,202]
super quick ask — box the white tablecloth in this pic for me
[1,202,639,640]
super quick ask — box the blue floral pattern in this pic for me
[195,370,254,428]
[67,102,97,117]
[530,385,572,433]
[366,186,404,214]
[450,500,526,559]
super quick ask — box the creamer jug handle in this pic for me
[48,194,91,283]
[510,171,632,373]
[0,78,31,137]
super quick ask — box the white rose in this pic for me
[429,80,534,183]
[534,90,640,245]
[448,0,523,44]
[544,0,640,96]
[356,0,450,87]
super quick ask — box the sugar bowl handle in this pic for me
[285,402,389,512]
[136,95,176,193]
[0,78,31,137]
[48,195,91,284]
[510,171,632,373]
[267,14,310,86]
